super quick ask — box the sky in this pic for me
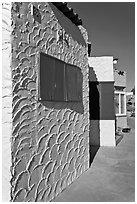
[69,2,135,92]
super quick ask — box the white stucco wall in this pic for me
[2,3,12,201]
[89,56,114,82]
[100,120,116,146]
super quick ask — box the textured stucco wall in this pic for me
[11,2,89,202]
[2,3,12,201]
[114,69,126,88]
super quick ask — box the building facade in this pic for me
[114,69,127,129]
[126,92,135,117]
[2,2,89,201]
[88,56,116,146]
[88,57,128,146]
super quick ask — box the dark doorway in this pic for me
[89,80,100,166]
[89,82,100,120]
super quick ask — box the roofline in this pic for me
[52,2,82,26]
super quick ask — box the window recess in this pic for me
[39,52,83,102]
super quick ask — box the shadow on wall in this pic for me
[89,67,100,166]
[40,101,84,114]
[89,81,100,120]
[89,146,100,165]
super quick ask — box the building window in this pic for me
[115,91,126,116]
[39,52,83,102]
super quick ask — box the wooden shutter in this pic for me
[39,53,55,101]
[53,59,66,101]
[66,64,77,101]
[66,64,82,102]
[76,67,83,101]
[39,52,82,102]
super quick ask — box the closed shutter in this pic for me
[66,64,77,101]
[39,53,55,101]
[66,64,82,102]
[53,59,66,101]
[76,67,83,101]
[39,52,82,102]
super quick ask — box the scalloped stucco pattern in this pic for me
[11,2,89,202]
[2,2,12,201]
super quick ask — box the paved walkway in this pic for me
[53,118,135,202]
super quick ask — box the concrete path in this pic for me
[53,117,135,202]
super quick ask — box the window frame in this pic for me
[115,91,126,116]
